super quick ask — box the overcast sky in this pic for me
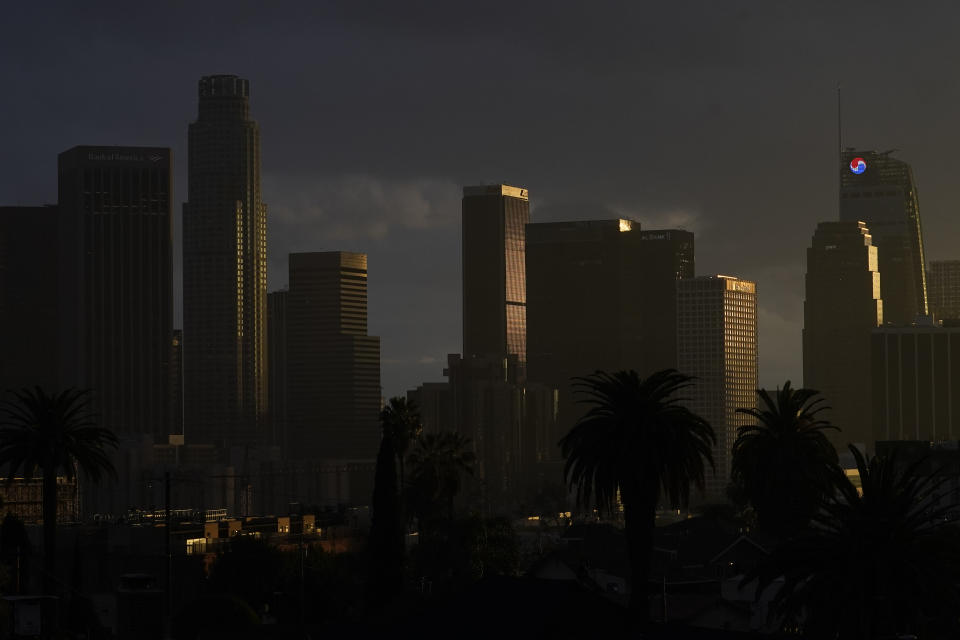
[4,2,960,397]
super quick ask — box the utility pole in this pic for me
[165,471,172,636]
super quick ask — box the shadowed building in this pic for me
[678,276,757,501]
[928,260,960,323]
[872,322,960,442]
[183,74,268,450]
[840,149,927,325]
[267,289,288,455]
[0,206,60,393]
[803,221,883,451]
[286,252,381,461]
[57,146,172,442]
[525,220,694,463]
[462,184,529,369]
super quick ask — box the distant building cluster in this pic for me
[8,76,956,518]
[803,148,960,459]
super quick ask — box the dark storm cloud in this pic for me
[4,1,960,395]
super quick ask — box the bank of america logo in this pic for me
[849,157,866,175]
[149,154,164,163]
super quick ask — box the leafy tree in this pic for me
[0,388,117,594]
[560,369,714,624]
[758,445,960,638]
[731,382,842,538]
[406,431,476,525]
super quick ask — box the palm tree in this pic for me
[560,369,715,622]
[406,431,475,524]
[758,445,960,638]
[730,382,842,538]
[0,388,118,593]
[380,397,422,493]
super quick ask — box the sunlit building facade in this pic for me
[58,146,173,442]
[462,184,529,369]
[803,221,883,451]
[678,276,757,502]
[183,75,268,450]
[840,149,927,325]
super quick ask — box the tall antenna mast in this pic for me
[837,82,842,219]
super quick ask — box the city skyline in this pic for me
[6,3,960,400]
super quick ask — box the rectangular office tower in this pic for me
[58,146,172,441]
[840,149,927,325]
[462,184,529,367]
[285,252,381,460]
[526,220,694,461]
[678,276,757,501]
[803,221,883,450]
[872,323,960,442]
[0,206,60,394]
[929,261,960,323]
[183,75,268,449]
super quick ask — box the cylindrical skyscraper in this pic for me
[183,75,267,450]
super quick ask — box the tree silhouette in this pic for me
[380,397,422,509]
[757,445,960,638]
[731,382,842,538]
[0,388,117,594]
[406,431,475,525]
[367,414,404,606]
[560,369,714,624]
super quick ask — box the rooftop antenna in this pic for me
[837,82,842,219]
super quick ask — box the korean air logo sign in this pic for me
[849,157,866,175]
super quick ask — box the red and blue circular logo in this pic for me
[850,157,866,174]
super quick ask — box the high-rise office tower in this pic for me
[58,146,173,441]
[871,322,960,442]
[183,75,267,449]
[803,221,883,450]
[267,289,288,454]
[170,329,183,437]
[840,149,927,325]
[0,206,60,393]
[462,184,529,368]
[526,220,694,461]
[678,276,757,501]
[286,252,381,460]
[928,261,960,323]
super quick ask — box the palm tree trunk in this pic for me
[42,467,57,595]
[623,495,655,627]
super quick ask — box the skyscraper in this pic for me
[526,219,694,461]
[183,75,267,450]
[840,149,927,325]
[0,206,60,393]
[57,146,173,441]
[871,323,960,442]
[267,289,288,454]
[803,221,882,450]
[462,184,529,367]
[928,260,960,323]
[286,252,381,460]
[678,276,757,501]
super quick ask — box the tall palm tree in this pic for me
[731,382,842,538]
[560,369,715,622]
[0,388,118,593]
[380,397,422,492]
[406,431,475,524]
[758,445,960,638]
